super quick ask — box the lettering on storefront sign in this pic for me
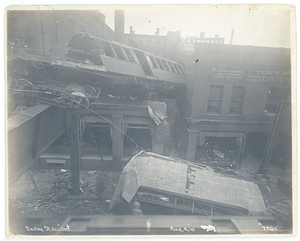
[210,68,243,80]
[182,38,225,45]
[246,69,291,83]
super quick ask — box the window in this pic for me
[177,64,185,75]
[207,86,223,113]
[123,47,136,63]
[168,62,177,73]
[174,64,182,74]
[149,56,158,68]
[161,59,170,71]
[265,87,289,114]
[98,40,115,58]
[112,44,126,60]
[155,58,165,70]
[229,87,245,114]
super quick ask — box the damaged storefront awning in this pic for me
[109,152,266,215]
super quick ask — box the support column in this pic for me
[111,114,123,171]
[186,130,199,161]
[70,114,81,195]
[152,140,164,155]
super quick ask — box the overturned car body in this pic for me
[109,152,267,216]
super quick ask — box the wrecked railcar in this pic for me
[109,152,267,216]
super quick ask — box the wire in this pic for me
[9,87,226,233]
[18,50,45,70]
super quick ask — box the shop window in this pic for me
[112,44,126,60]
[123,126,152,156]
[230,87,245,114]
[265,87,289,114]
[207,86,223,113]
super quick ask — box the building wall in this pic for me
[7,10,117,61]
[182,43,291,164]
[7,106,73,184]
[123,30,182,61]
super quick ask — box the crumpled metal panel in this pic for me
[109,152,266,214]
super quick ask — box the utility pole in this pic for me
[70,113,81,194]
[230,29,235,45]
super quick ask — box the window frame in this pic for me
[229,87,246,114]
[207,85,224,114]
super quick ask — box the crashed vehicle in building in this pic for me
[109,151,267,216]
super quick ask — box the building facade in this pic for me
[182,43,291,169]
[7,10,117,61]
[123,27,182,61]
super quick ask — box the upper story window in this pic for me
[230,87,245,114]
[207,86,223,113]
[265,87,289,114]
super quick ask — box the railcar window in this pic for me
[123,47,136,63]
[155,57,165,70]
[161,59,170,71]
[168,62,177,73]
[112,44,127,60]
[149,56,159,68]
[174,64,182,74]
[177,64,185,75]
[98,40,115,58]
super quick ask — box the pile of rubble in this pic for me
[9,169,120,217]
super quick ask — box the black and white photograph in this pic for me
[4,3,296,238]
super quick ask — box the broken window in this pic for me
[123,47,136,63]
[112,44,126,60]
[230,87,245,114]
[207,86,223,113]
[98,40,115,58]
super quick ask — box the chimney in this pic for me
[155,28,160,36]
[200,31,205,38]
[230,29,235,45]
[130,26,135,34]
[114,10,125,43]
